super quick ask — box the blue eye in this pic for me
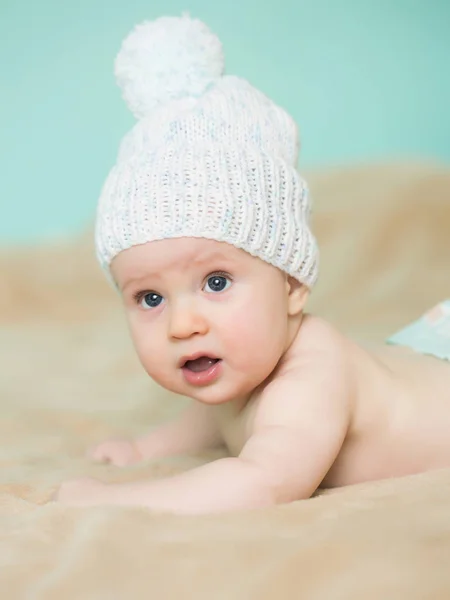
[204,274,231,293]
[140,292,163,309]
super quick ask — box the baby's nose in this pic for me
[168,301,209,339]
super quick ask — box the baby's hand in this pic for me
[88,439,142,467]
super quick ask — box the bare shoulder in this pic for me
[292,314,351,358]
[253,315,355,431]
[277,313,356,384]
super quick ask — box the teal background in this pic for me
[1,0,449,243]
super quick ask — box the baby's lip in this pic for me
[178,352,221,368]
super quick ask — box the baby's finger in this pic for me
[88,444,113,463]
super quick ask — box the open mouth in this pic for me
[182,356,221,373]
[180,354,223,386]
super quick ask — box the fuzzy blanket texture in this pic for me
[1,162,450,599]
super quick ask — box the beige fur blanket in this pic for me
[1,162,449,598]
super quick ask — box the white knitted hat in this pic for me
[95,15,319,287]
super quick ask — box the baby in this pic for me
[56,15,450,513]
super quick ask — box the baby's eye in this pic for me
[204,274,232,294]
[139,292,164,309]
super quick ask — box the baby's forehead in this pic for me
[159,237,245,265]
[112,237,253,288]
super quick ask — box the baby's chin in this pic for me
[145,362,273,405]
[181,375,267,406]
[188,386,246,406]
[147,376,249,406]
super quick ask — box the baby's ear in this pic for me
[286,277,309,316]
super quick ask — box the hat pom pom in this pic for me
[114,14,225,119]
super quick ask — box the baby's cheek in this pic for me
[135,346,176,391]
[223,304,283,360]
[129,324,165,373]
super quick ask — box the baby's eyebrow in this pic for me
[120,273,161,293]
[191,251,234,266]
[120,278,145,294]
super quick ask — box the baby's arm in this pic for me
[89,401,223,466]
[57,365,351,512]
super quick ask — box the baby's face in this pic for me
[111,237,299,405]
